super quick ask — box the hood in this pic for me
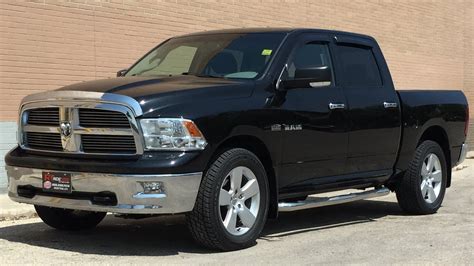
[57,76,255,116]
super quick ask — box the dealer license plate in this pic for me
[42,171,72,193]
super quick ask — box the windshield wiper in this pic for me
[181,72,224,79]
[197,74,223,78]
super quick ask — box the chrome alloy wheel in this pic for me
[219,166,260,236]
[420,153,442,204]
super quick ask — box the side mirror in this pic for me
[116,69,128,77]
[282,66,331,89]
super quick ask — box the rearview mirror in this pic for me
[116,69,128,77]
[282,66,331,89]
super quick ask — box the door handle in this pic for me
[329,103,345,110]
[383,102,398,108]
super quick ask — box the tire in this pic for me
[395,140,448,215]
[187,148,269,251]
[35,205,106,230]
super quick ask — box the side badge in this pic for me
[271,124,282,131]
[284,124,302,131]
[270,124,302,131]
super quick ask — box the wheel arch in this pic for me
[417,125,452,187]
[208,135,279,219]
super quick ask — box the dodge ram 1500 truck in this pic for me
[5,28,469,251]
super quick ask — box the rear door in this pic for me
[333,35,401,174]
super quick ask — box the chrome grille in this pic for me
[20,103,143,155]
[79,109,130,128]
[82,135,136,153]
[26,132,62,151]
[27,108,60,126]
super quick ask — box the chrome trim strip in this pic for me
[133,192,167,199]
[19,91,144,156]
[7,166,203,214]
[328,103,345,110]
[309,81,331,88]
[278,187,390,212]
[74,127,134,136]
[21,91,143,116]
[23,125,59,133]
[383,102,398,108]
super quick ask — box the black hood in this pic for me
[57,76,255,116]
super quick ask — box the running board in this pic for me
[278,187,390,212]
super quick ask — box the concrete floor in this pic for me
[0,159,472,265]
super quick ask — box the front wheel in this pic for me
[395,140,447,214]
[187,148,269,251]
[35,205,106,230]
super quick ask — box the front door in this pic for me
[278,34,349,189]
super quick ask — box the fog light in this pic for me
[139,181,165,194]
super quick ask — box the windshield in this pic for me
[125,33,286,79]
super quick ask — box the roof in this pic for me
[180,27,296,36]
[176,27,374,40]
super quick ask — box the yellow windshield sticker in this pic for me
[261,49,272,56]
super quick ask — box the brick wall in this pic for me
[0,122,16,192]
[0,0,473,133]
[463,1,474,147]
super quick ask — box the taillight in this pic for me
[465,106,469,136]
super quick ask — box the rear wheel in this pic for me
[35,205,106,230]
[187,148,269,251]
[395,140,447,214]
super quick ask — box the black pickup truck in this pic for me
[5,28,469,251]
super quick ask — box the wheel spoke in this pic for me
[219,189,232,206]
[421,180,429,196]
[230,167,243,191]
[426,154,435,172]
[238,206,256,227]
[427,186,436,202]
[241,179,259,199]
[433,157,442,172]
[431,170,442,183]
[421,162,429,178]
[223,208,238,232]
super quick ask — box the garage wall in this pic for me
[0,0,473,188]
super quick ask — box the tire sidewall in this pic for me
[209,149,269,246]
[415,142,447,211]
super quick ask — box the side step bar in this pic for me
[278,187,390,212]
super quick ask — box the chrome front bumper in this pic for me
[6,166,202,214]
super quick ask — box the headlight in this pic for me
[140,118,207,151]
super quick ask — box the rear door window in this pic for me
[335,44,382,87]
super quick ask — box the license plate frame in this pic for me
[42,171,72,194]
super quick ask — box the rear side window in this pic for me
[336,44,382,87]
